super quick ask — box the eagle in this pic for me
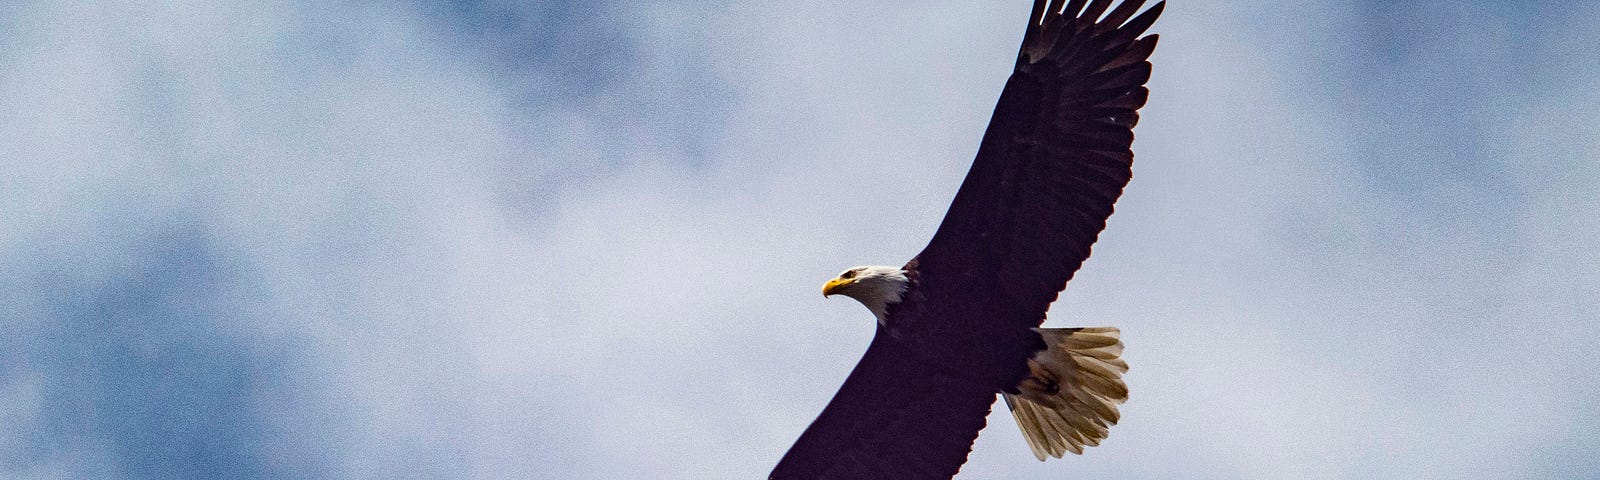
[769,1,1163,478]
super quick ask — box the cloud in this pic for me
[0,1,528,477]
[2,0,1597,479]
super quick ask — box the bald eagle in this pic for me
[769,1,1163,478]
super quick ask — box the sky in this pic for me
[1,0,1597,478]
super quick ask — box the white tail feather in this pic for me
[1005,327,1128,460]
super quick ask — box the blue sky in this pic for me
[2,1,1596,478]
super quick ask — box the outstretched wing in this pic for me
[769,330,997,480]
[912,0,1162,331]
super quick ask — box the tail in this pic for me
[1002,327,1128,460]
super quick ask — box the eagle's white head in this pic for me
[822,265,910,324]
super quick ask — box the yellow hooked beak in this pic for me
[822,277,855,297]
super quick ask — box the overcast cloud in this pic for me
[2,1,1596,479]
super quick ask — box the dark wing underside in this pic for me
[772,1,1162,479]
[912,0,1163,330]
[769,331,997,480]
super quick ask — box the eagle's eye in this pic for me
[841,270,858,279]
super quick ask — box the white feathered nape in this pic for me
[826,265,910,325]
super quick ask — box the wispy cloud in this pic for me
[2,0,1596,479]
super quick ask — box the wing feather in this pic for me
[770,332,995,480]
[910,1,1163,330]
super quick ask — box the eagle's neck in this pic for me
[844,268,911,325]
